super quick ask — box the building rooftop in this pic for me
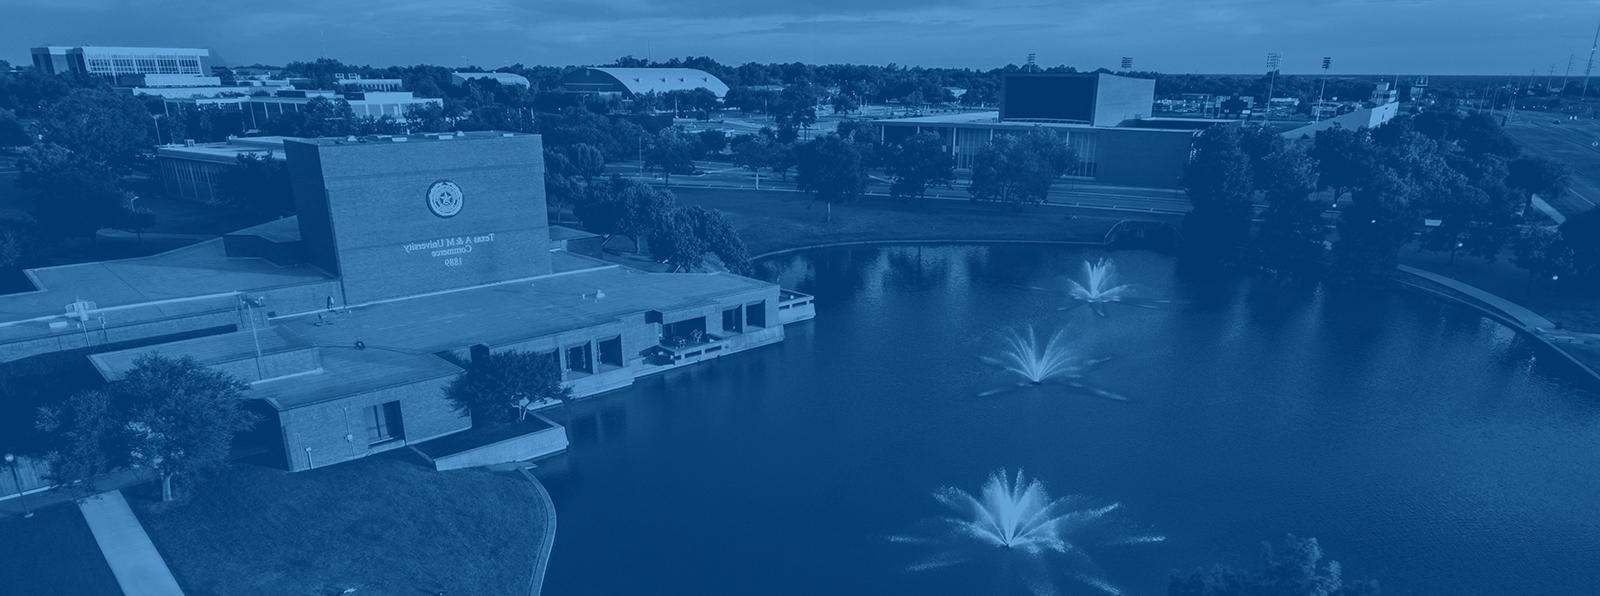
[78,249,776,410]
[876,111,1197,133]
[0,237,333,340]
[286,130,527,148]
[579,68,730,97]
[279,251,772,356]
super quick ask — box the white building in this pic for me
[451,72,531,88]
[31,46,209,77]
[156,137,294,202]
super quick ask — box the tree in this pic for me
[1309,126,1375,203]
[831,93,859,115]
[0,217,46,272]
[886,132,955,202]
[1182,125,1257,264]
[37,88,154,169]
[120,355,255,501]
[611,178,677,252]
[968,130,1075,206]
[1507,156,1569,204]
[650,206,710,271]
[645,127,697,185]
[796,133,867,221]
[573,176,628,246]
[38,356,255,502]
[774,84,820,138]
[1250,146,1327,275]
[1559,208,1600,285]
[1513,226,1575,287]
[19,144,135,239]
[543,151,585,224]
[1169,535,1380,596]
[562,143,607,184]
[733,134,777,189]
[1330,166,1417,284]
[216,154,294,219]
[446,350,571,425]
[34,389,119,496]
[0,107,30,148]
[261,97,357,138]
[1455,112,1519,159]
[697,129,729,156]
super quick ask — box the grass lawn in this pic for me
[665,186,1150,256]
[0,502,123,595]
[131,452,547,596]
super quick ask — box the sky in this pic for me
[2,0,1598,75]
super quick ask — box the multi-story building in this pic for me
[30,46,209,77]
[0,131,814,472]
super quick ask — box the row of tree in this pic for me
[569,174,751,273]
[1180,111,1571,284]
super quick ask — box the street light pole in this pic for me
[4,453,33,519]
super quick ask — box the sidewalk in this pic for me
[1397,244,1600,383]
[78,490,184,596]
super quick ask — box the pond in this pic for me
[536,244,1600,596]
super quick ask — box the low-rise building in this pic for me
[451,72,531,88]
[156,136,294,202]
[0,131,813,472]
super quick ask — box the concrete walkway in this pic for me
[78,490,184,596]
[1398,265,1557,331]
[1397,265,1600,384]
[515,467,557,596]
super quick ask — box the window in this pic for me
[746,301,767,328]
[566,343,593,374]
[364,401,404,445]
[598,337,623,367]
[721,307,743,333]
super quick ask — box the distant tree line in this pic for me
[1177,109,1577,287]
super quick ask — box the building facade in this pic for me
[156,137,292,202]
[0,131,813,473]
[875,72,1194,189]
[31,46,209,77]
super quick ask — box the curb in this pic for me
[1393,268,1600,387]
[516,468,557,596]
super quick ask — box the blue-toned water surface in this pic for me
[537,244,1600,595]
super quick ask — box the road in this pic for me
[606,159,1197,216]
[1503,112,1600,217]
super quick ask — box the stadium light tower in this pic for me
[1316,56,1332,122]
[1584,22,1600,100]
[1120,57,1134,71]
[1265,52,1282,124]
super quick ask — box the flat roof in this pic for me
[248,348,463,410]
[278,251,774,356]
[286,130,529,148]
[77,46,209,56]
[83,250,777,409]
[0,237,333,336]
[875,111,1198,133]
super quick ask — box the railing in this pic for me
[650,335,729,363]
[0,455,53,500]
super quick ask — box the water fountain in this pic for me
[891,469,1164,596]
[978,327,1125,400]
[1037,259,1172,317]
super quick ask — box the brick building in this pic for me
[0,131,814,471]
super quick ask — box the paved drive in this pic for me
[79,490,184,596]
